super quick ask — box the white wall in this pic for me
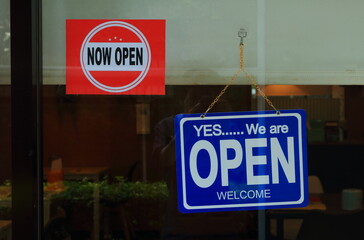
[265,0,364,85]
[3,0,364,85]
[42,0,258,85]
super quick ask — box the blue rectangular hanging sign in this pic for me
[174,110,308,213]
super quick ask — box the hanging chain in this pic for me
[240,44,280,115]
[201,41,280,118]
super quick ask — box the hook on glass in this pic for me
[238,28,247,45]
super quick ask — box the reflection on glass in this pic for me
[41,85,253,239]
[0,0,11,238]
[40,1,364,239]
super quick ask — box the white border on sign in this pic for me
[179,113,305,210]
[80,21,151,93]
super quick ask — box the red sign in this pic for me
[66,19,165,95]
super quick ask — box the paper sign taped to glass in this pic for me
[174,110,308,213]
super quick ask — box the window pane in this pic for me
[0,0,12,238]
[42,1,364,240]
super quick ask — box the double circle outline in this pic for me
[80,21,151,93]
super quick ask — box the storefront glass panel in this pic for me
[41,1,364,240]
[0,0,12,238]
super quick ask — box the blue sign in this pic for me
[174,110,308,213]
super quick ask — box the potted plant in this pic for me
[48,177,168,239]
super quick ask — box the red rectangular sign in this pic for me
[66,19,165,95]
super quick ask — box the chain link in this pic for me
[201,43,280,118]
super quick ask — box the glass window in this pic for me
[41,1,364,240]
[0,0,12,238]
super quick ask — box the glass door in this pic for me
[7,0,364,239]
[0,0,11,239]
[41,1,259,240]
[6,0,362,239]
